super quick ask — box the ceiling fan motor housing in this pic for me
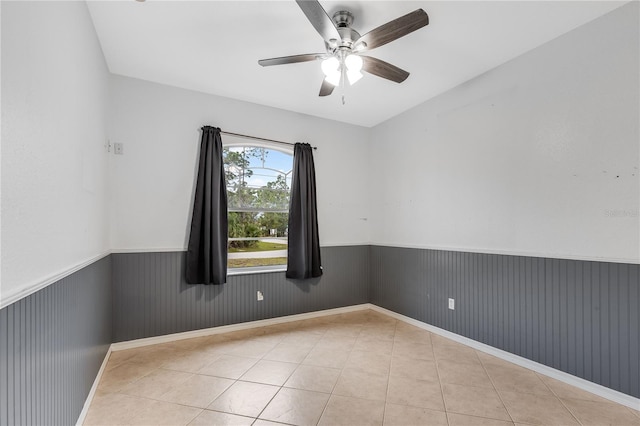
[333,10,353,27]
[327,10,361,52]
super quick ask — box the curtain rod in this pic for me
[220,130,317,150]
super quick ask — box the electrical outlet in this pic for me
[257,290,264,301]
[114,143,124,155]
[448,298,455,310]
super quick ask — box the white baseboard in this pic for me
[75,345,113,426]
[111,304,371,351]
[368,304,640,411]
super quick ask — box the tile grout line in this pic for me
[381,319,400,425]
[321,318,362,424]
[372,304,640,410]
[474,350,516,425]
[87,310,637,425]
[87,314,375,425]
[254,319,331,426]
[180,329,276,423]
[314,316,372,425]
[310,321,350,425]
[534,372,587,426]
[249,320,330,424]
[430,333,453,426]
[243,325,296,424]
[117,353,233,417]
[307,321,334,426]
[537,370,640,423]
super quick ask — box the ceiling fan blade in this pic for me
[296,0,341,43]
[356,9,429,52]
[319,78,335,96]
[361,56,410,83]
[258,53,324,67]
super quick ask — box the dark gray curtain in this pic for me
[186,126,228,284]
[286,143,322,279]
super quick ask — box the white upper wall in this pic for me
[1,1,111,305]
[2,1,637,309]
[369,2,639,263]
[108,75,371,250]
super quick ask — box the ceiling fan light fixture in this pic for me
[324,71,341,86]
[347,69,363,85]
[344,54,363,73]
[321,56,341,86]
[321,57,340,77]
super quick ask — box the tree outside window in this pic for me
[224,145,292,269]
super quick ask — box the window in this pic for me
[223,143,293,270]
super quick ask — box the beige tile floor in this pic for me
[84,309,640,426]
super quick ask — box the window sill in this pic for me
[227,265,287,276]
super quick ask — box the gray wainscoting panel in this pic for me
[0,256,112,426]
[370,245,640,398]
[112,246,369,342]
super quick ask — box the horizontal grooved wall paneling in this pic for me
[369,245,640,398]
[112,246,370,342]
[0,257,112,426]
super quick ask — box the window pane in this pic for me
[225,147,292,212]
[224,146,292,269]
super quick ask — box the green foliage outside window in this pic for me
[224,147,291,250]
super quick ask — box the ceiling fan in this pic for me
[258,0,429,97]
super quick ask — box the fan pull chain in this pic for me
[340,65,346,105]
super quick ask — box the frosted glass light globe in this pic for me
[321,57,340,76]
[344,54,363,72]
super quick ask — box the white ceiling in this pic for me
[87,0,627,127]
